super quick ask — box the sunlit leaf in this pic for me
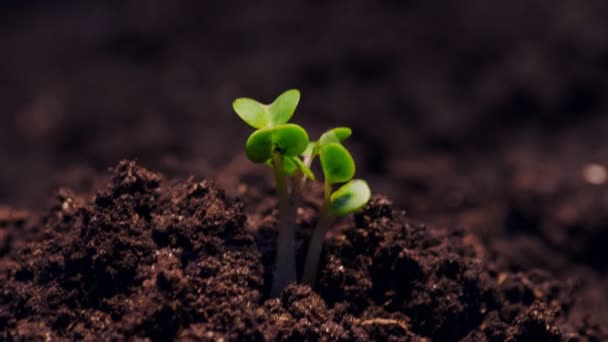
[330,179,371,216]
[233,98,269,129]
[331,127,352,141]
[270,89,301,126]
[246,124,309,163]
[319,143,355,184]
[319,127,352,146]
[272,124,309,155]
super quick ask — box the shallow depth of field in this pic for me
[1,1,607,340]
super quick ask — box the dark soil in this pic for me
[1,161,605,340]
[1,0,608,340]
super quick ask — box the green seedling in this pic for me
[301,129,371,286]
[300,127,352,166]
[233,89,370,295]
[233,89,312,297]
[292,127,351,197]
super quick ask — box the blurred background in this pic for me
[1,0,607,319]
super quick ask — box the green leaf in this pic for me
[272,124,309,156]
[233,98,270,129]
[245,124,309,163]
[283,157,298,175]
[292,156,315,180]
[319,127,352,146]
[269,89,300,126]
[332,127,352,141]
[265,156,298,175]
[319,143,355,184]
[330,179,371,217]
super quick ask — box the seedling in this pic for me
[233,89,370,295]
[293,127,351,192]
[233,89,313,296]
[301,129,371,286]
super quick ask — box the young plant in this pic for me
[233,89,313,296]
[301,128,371,286]
[293,127,352,193]
[233,89,370,294]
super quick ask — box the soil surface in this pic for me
[1,0,608,340]
[1,161,605,340]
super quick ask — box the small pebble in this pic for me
[582,163,607,185]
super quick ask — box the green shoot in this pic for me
[302,127,352,164]
[301,130,370,287]
[294,127,352,195]
[233,89,310,297]
[233,89,370,295]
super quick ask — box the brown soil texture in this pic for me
[1,0,608,340]
[0,161,605,340]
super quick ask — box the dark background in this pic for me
[1,0,607,320]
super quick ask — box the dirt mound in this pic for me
[1,161,263,340]
[0,161,605,340]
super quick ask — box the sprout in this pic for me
[233,89,370,295]
[233,89,310,297]
[301,128,371,286]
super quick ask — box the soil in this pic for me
[1,0,608,340]
[1,161,604,340]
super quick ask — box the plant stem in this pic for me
[301,180,333,287]
[324,178,331,204]
[292,154,313,201]
[270,151,297,297]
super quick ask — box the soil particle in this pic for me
[505,302,563,341]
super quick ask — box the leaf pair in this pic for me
[307,128,370,217]
[302,127,352,159]
[233,90,371,217]
[233,89,301,129]
[233,90,310,177]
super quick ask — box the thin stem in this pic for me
[324,178,331,204]
[291,171,304,202]
[270,151,297,297]
[292,154,314,201]
[301,180,333,287]
[303,154,313,168]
